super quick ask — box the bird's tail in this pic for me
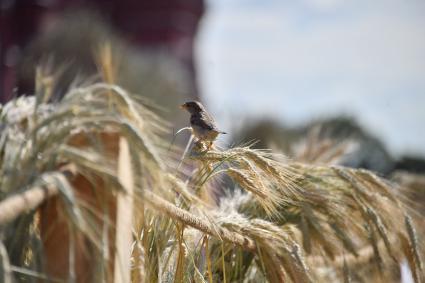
[220,131,227,134]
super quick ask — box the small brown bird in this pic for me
[180,101,226,149]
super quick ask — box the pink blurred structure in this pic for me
[0,0,205,102]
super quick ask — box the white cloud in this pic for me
[197,0,425,155]
[301,0,346,11]
[201,2,425,80]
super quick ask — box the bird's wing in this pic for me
[190,113,217,131]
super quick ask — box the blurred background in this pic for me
[197,0,425,156]
[1,0,424,174]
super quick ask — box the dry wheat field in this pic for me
[0,57,424,283]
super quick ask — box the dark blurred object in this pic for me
[236,117,395,175]
[303,117,395,174]
[394,156,425,174]
[234,119,297,152]
[0,0,204,103]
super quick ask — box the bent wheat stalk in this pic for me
[143,190,257,251]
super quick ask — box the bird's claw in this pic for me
[192,140,214,154]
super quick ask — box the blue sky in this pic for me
[196,0,425,156]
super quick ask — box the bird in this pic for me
[180,101,226,150]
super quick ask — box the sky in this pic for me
[195,0,425,157]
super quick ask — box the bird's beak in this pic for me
[180,104,186,110]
